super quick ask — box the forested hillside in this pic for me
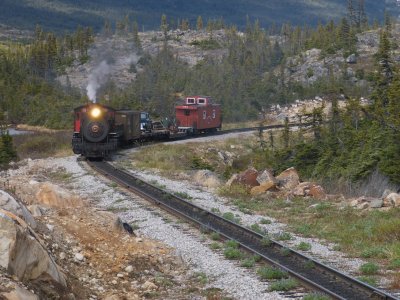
[0,0,394,32]
[1,2,400,186]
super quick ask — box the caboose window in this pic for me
[198,98,206,104]
[187,98,195,104]
[203,111,207,119]
[212,110,216,119]
[184,110,190,116]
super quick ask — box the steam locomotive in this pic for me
[72,96,222,158]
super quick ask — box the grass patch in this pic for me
[296,242,312,251]
[240,257,256,268]
[361,247,387,259]
[13,131,72,159]
[225,240,239,249]
[250,223,264,234]
[257,266,288,280]
[268,278,298,291]
[222,212,241,224]
[224,247,243,260]
[359,262,379,275]
[274,232,292,241]
[388,258,400,270]
[260,218,272,224]
[261,236,272,246]
[358,276,377,286]
[210,242,223,250]
[174,191,192,200]
[210,232,221,241]
[194,272,208,285]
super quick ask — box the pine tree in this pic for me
[161,14,168,41]
[196,16,203,31]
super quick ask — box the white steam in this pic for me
[86,60,111,103]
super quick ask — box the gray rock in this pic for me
[74,253,84,261]
[369,199,383,208]
[0,190,36,228]
[0,213,66,286]
[1,286,39,300]
[346,54,357,64]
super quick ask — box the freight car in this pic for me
[175,96,222,134]
[72,96,222,158]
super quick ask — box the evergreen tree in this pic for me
[196,16,203,31]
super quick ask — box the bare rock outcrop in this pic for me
[0,190,36,228]
[0,211,66,287]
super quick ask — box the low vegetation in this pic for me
[268,278,298,291]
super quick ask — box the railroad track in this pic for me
[88,160,398,300]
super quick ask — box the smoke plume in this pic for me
[86,60,111,103]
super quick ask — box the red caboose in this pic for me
[175,96,222,133]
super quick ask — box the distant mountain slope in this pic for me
[0,0,395,32]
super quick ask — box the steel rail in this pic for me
[88,160,398,300]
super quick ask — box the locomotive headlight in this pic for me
[90,107,101,118]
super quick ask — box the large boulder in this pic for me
[276,167,300,190]
[1,286,39,300]
[0,211,66,286]
[308,185,326,200]
[193,170,222,188]
[383,193,400,207]
[35,182,84,208]
[235,168,259,187]
[0,190,36,229]
[256,170,276,186]
[250,181,277,196]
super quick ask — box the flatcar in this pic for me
[72,103,140,158]
[175,96,221,134]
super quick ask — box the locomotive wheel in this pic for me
[83,121,109,142]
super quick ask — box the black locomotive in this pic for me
[72,104,141,158]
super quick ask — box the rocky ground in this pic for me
[0,158,229,300]
[1,130,400,299]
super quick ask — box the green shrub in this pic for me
[222,212,241,224]
[388,258,400,270]
[224,247,243,260]
[359,262,379,275]
[257,266,288,280]
[361,247,387,259]
[191,156,214,171]
[260,218,272,224]
[296,242,312,251]
[358,276,377,286]
[225,240,239,248]
[274,232,292,241]
[250,223,264,234]
[210,242,222,250]
[240,258,256,268]
[210,232,221,241]
[269,278,298,291]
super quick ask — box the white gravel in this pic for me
[5,156,285,300]
[123,167,366,275]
